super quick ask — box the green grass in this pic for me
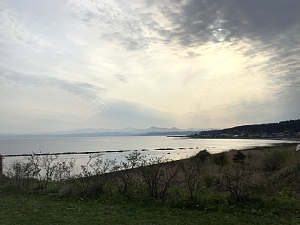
[0,192,299,225]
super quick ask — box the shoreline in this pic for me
[181,136,300,142]
[2,141,298,159]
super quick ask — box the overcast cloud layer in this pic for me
[1,0,299,134]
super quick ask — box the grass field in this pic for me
[1,192,300,225]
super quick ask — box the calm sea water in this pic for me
[0,136,294,170]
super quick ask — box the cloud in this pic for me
[185,51,201,58]
[94,100,175,128]
[0,67,106,101]
[114,74,127,83]
[150,0,300,46]
[0,0,299,133]
[0,7,53,48]
[68,0,150,51]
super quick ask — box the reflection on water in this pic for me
[1,136,295,173]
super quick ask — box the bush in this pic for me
[263,150,287,171]
[116,151,145,194]
[194,150,211,162]
[73,154,117,195]
[202,174,217,189]
[181,161,200,200]
[4,154,76,190]
[139,157,180,199]
[211,152,229,172]
[222,166,257,203]
[232,150,246,164]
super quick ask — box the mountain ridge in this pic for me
[0,127,212,138]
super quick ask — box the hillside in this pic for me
[191,119,300,138]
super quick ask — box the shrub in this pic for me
[194,150,211,162]
[4,154,76,190]
[211,152,229,172]
[232,150,246,164]
[222,165,257,203]
[181,161,200,200]
[202,174,217,189]
[139,157,180,199]
[265,162,300,194]
[116,151,145,194]
[73,154,117,195]
[263,150,287,171]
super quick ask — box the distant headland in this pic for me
[188,119,300,139]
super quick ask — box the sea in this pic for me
[0,136,295,172]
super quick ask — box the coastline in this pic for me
[183,136,300,142]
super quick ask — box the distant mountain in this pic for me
[0,127,212,138]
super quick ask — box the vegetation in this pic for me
[211,152,229,172]
[1,143,300,224]
[232,150,246,164]
[193,119,300,138]
[221,119,300,135]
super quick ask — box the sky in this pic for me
[1,0,300,134]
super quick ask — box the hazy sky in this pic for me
[1,0,300,134]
